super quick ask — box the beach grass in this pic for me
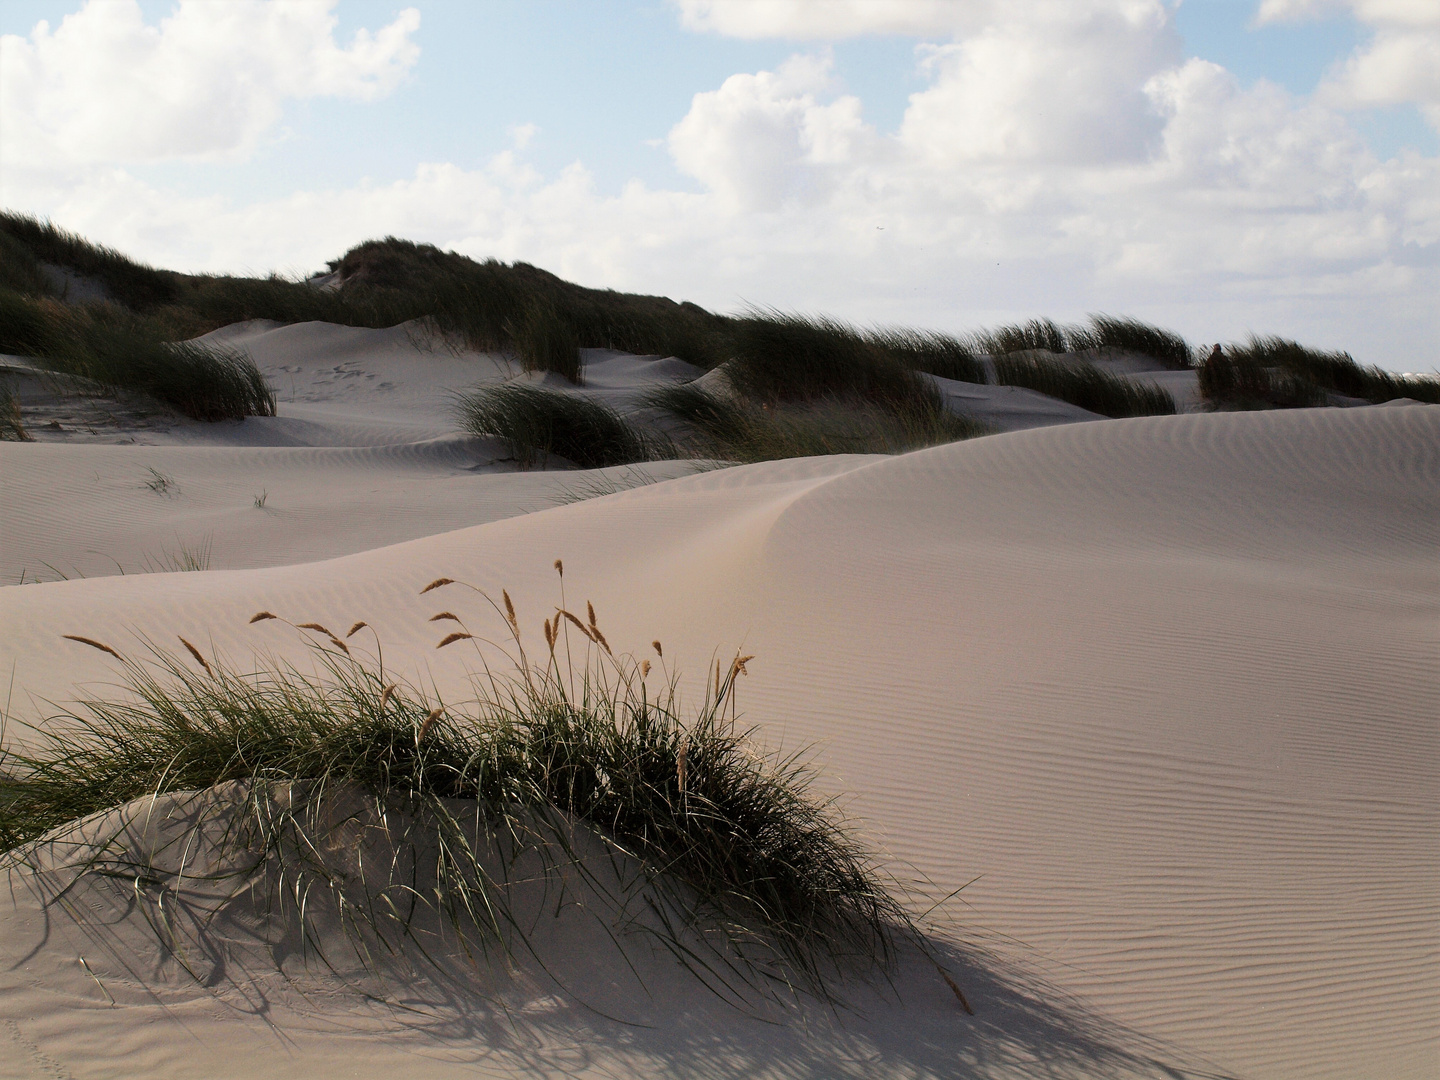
[0,380,29,441]
[509,301,583,383]
[1082,314,1195,370]
[0,289,275,421]
[0,580,926,1005]
[869,326,987,384]
[972,318,1071,356]
[722,310,933,409]
[1201,335,1440,408]
[992,354,1177,417]
[456,383,670,468]
[648,382,986,461]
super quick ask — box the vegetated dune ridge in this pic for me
[0,320,714,583]
[2,403,1436,1079]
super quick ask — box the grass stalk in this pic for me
[1,580,923,1006]
[456,383,671,468]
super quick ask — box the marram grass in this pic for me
[455,382,671,469]
[0,571,964,1010]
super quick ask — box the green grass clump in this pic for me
[0,580,924,1004]
[457,383,668,468]
[723,311,926,407]
[1202,335,1440,408]
[0,213,178,310]
[1083,314,1194,370]
[0,380,29,441]
[869,327,986,384]
[508,301,583,383]
[648,382,985,462]
[1198,342,1325,409]
[0,291,274,421]
[970,315,1195,371]
[972,318,1070,356]
[992,354,1177,418]
[0,230,57,299]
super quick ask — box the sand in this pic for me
[1,322,1435,1079]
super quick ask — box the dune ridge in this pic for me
[3,404,1436,1078]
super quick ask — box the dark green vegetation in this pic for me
[992,354,1177,418]
[1081,314,1195,371]
[0,582,925,1003]
[0,291,274,421]
[1199,334,1440,409]
[7,210,1428,440]
[648,382,986,462]
[0,379,28,441]
[456,383,670,468]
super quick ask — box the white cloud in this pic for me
[668,53,875,209]
[671,0,982,38]
[0,0,419,169]
[1,0,1435,370]
[898,6,1175,166]
[669,0,1170,39]
[1256,1,1440,27]
[1257,0,1440,130]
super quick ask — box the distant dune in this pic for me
[2,217,1437,1078]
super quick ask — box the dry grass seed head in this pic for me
[652,640,663,658]
[249,611,278,624]
[379,683,397,711]
[428,612,462,624]
[297,622,332,636]
[586,601,597,629]
[417,706,443,747]
[62,635,122,660]
[939,968,974,1015]
[326,635,350,655]
[559,609,596,642]
[177,636,213,677]
[553,558,563,577]
[502,590,518,629]
[437,632,473,649]
[640,659,650,678]
[420,577,454,594]
[346,621,368,638]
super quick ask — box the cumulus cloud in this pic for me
[1256,1,1439,26]
[1,0,1435,369]
[1258,0,1440,130]
[668,53,875,209]
[670,0,984,38]
[0,0,419,168]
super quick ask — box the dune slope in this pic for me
[2,405,1436,1079]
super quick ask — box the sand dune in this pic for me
[1,321,1435,1078]
[5,394,1434,1077]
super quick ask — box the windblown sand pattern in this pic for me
[1,316,1434,1079]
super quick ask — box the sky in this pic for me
[2,1,1437,371]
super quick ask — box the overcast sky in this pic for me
[2,0,1437,371]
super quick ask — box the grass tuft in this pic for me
[1200,335,1440,409]
[722,309,930,409]
[456,383,670,469]
[648,382,985,462]
[0,585,928,1006]
[869,326,986,384]
[992,355,1177,418]
[0,379,30,441]
[508,301,583,383]
[1084,314,1194,370]
[0,291,275,421]
[972,318,1071,356]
